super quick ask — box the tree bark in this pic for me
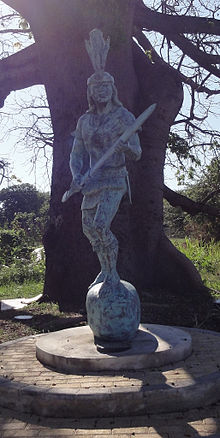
[0,44,42,107]
[134,0,220,36]
[164,185,220,217]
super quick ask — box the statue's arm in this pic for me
[125,132,142,161]
[115,108,142,161]
[69,120,86,186]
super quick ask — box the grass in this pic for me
[0,281,44,300]
[172,238,220,296]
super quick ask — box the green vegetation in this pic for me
[164,158,220,242]
[0,184,48,300]
[164,158,220,296]
[173,238,220,295]
[0,281,43,300]
[0,258,45,286]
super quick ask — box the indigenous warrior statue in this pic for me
[62,29,155,347]
[63,29,142,288]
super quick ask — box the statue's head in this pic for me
[85,30,121,111]
[87,71,121,111]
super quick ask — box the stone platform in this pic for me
[36,324,192,372]
[0,327,220,419]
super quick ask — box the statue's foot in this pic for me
[88,271,107,289]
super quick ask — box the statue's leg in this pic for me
[82,207,108,286]
[91,186,126,286]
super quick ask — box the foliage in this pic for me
[164,158,220,241]
[0,227,32,264]
[0,183,49,225]
[0,257,45,286]
[173,238,220,293]
[0,183,47,290]
[184,158,220,240]
[167,133,202,185]
[0,184,49,266]
[11,211,47,246]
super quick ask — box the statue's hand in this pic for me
[72,174,83,189]
[115,139,142,161]
[114,140,130,153]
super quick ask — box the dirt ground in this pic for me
[0,295,220,345]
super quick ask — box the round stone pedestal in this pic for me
[86,280,140,345]
[36,323,192,372]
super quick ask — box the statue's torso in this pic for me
[74,104,137,209]
[78,105,135,171]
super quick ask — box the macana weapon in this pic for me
[62,103,156,203]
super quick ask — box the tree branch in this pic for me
[133,30,220,96]
[163,185,220,217]
[135,1,220,36]
[0,28,31,34]
[0,43,43,107]
[168,34,220,78]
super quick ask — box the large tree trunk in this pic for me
[10,0,211,322]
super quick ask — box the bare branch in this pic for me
[168,34,220,78]
[135,1,220,36]
[133,30,220,96]
[0,159,8,185]
[0,28,31,34]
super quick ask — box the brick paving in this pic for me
[0,403,220,437]
[0,329,220,436]
[1,330,220,390]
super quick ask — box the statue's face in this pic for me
[90,81,113,104]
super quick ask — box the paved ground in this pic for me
[0,403,220,437]
[1,330,220,392]
[0,329,220,437]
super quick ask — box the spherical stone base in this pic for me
[86,280,141,342]
[36,324,192,373]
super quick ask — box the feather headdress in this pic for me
[86,29,114,85]
[86,29,110,72]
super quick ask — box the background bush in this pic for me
[0,258,45,286]
[0,183,48,289]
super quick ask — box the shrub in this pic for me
[0,258,45,285]
[0,228,33,265]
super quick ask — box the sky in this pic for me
[1,87,53,192]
